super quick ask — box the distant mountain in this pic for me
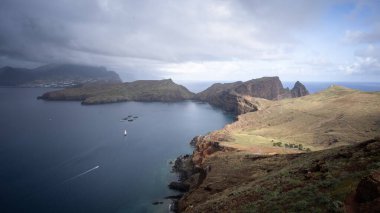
[0,64,121,87]
[195,76,309,114]
[38,79,195,104]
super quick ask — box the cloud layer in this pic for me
[0,0,379,81]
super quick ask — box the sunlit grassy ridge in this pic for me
[209,86,380,153]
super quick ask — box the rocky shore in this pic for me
[168,136,235,212]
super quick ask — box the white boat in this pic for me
[124,129,127,136]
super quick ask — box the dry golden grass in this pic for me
[214,86,380,152]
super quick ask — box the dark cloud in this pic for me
[0,0,379,81]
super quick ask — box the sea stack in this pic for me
[291,81,309,98]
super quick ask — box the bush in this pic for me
[298,144,303,150]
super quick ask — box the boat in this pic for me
[124,129,127,136]
[128,119,133,122]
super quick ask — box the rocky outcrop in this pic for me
[356,171,380,203]
[168,182,190,192]
[171,135,235,195]
[291,81,309,97]
[38,79,195,104]
[194,77,309,115]
[352,170,380,212]
[233,77,292,100]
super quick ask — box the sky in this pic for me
[0,0,380,82]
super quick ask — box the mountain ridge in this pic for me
[195,76,309,114]
[0,64,121,87]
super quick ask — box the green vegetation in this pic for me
[38,79,194,104]
[179,138,380,212]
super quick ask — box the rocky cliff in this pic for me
[38,79,194,104]
[291,80,310,97]
[195,77,308,115]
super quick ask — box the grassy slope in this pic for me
[178,86,380,212]
[213,86,380,153]
[180,138,380,212]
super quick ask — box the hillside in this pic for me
[0,64,121,87]
[171,86,380,212]
[178,137,380,212]
[194,77,309,114]
[216,86,380,152]
[38,79,194,104]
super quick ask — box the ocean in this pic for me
[0,88,233,213]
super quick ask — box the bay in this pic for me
[0,88,233,213]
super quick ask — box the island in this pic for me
[38,79,195,104]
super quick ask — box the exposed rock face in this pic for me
[168,182,190,192]
[233,77,292,100]
[195,77,309,115]
[38,79,194,104]
[291,81,309,97]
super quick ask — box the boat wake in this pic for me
[62,165,100,183]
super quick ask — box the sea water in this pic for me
[0,88,233,213]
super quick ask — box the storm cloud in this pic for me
[0,0,379,81]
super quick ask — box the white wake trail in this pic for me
[62,165,100,183]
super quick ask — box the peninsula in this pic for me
[171,86,380,212]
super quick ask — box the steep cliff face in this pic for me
[233,77,291,100]
[194,77,308,115]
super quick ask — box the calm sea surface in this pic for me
[0,88,233,213]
